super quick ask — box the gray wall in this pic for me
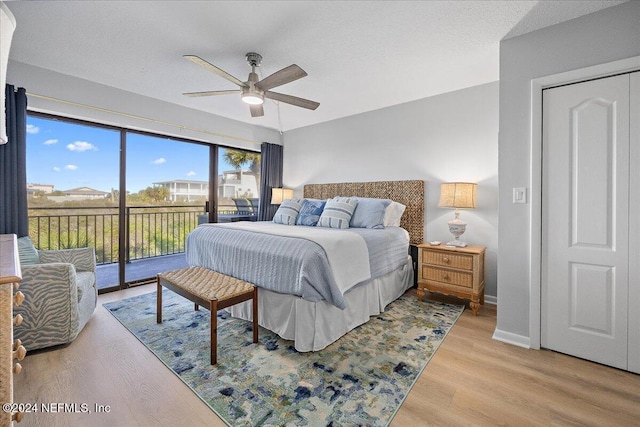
[498,1,640,341]
[284,81,499,299]
[7,61,281,150]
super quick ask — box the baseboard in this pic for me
[484,294,497,305]
[492,328,530,348]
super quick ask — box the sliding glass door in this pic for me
[26,112,261,292]
[25,114,121,289]
[124,132,209,284]
[218,147,261,222]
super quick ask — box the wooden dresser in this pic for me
[417,243,486,315]
[1,234,26,425]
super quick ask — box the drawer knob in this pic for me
[13,291,25,307]
[443,274,450,281]
[12,412,24,422]
[443,257,450,263]
[13,362,22,375]
[13,314,23,326]
[13,345,26,361]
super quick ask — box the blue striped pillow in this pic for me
[273,199,303,225]
[318,198,358,229]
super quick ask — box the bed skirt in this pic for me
[226,256,414,352]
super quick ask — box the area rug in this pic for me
[104,291,463,426]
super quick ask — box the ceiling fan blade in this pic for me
[183,90,241,97]
[183,55,247,87]
[256,64,307,91]
[250,104,264,117]
[265,91,320,110]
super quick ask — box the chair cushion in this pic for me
[76,271,96,302]
[17,236,40,265]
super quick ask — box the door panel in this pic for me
[569,263,613,335]
[570,97,615,249]
[542,74,630,370]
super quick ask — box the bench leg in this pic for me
[194,302,199,311]
[210,299,218,365]
[253,287,258,343]
[156,278,162,323]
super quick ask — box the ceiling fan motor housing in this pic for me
[242,70,264,104]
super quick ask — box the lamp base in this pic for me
[446,209,468,248]
[445,239,467,248]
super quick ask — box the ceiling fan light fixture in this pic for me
[241,92,264,105]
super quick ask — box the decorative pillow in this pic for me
[349,197,391,229]
[273,199,303,225]
[318,198,358,229]
[296,199,326,226]
[383,201,407,227]
[17,236,40,265]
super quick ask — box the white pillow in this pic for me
[383,201,406,227]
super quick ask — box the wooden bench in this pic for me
[156,266,258,365]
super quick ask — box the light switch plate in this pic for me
[513,187,527,204]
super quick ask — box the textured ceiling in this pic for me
[5,1,626,132]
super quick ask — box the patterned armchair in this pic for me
[14,244,97,350]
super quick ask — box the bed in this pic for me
[185,180,424,351]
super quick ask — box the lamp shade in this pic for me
[271,188,294,205]
[438,182,477,209]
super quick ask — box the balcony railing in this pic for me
[28,203,243,265]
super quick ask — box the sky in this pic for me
[26,115,248,194]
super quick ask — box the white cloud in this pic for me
[153,157,166,165]
[52,166,61,172]
[186,171,196,176]
[67,141,97,152]
[44,139,58,145]
[64,164,78,171]
[26,124,39,134]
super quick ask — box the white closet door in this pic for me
[629,72,640,374]
[542,74,630,370]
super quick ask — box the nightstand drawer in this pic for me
[422,266,473,288]
[422,249,473,270]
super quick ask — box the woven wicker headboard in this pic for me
[303,180,425,245]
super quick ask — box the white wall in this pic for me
[284,81,499,299]
[498,1,640,343]
[7,61,281,151]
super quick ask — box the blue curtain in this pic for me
[0,85,28,236]
[257,142,283,221]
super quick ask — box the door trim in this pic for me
[529,56,640,350]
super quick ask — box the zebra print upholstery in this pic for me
[14,247,97,350]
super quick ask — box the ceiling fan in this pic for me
[182,52,320,117]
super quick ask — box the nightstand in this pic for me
[417,244,486,315]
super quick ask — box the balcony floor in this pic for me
[96,253,189,291]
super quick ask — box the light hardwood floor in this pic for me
[14,286,640,426]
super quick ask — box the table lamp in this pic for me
[438,182,477,247]
[271,188,293,205]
